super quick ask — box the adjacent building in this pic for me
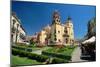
[11,12,26,44]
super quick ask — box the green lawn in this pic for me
[11,55,42,66]
[43,46,76,56]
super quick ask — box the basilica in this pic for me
[33,10,74,46]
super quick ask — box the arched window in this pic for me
[66,38,68,43]
[13,19,16,24]
[64,30,68,33]
[12,19,16,28]
[58,39,61,42]
[54,38,57,41]
[58,31,60,33]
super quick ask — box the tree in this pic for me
[87,17,96,38]
[30,38,35,46]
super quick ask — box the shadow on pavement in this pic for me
[80,55,96,61]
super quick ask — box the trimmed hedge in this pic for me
[12,45,32,52]
[42,51,71,60]
[27,48,32,52]
[51,58,68,64]
[12,48,49,62]
[12,48,29,57]
[12,45,25,51]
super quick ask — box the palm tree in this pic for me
[87,17,96,38]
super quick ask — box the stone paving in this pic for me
[71,46,87,62]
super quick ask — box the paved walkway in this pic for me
[31,47,51,55]
[71,46,87,62]
[32,50,42,55]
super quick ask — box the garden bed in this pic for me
[12,48,49,62]
[42,46,76,60]
[12,48,70,65]
[11,55,42,66]
[12,45,42,52]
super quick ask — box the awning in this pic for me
[82,36,96,44]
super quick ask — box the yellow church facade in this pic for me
[63,17,74,45]
[36,10,74,46]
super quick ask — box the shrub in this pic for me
[27,53,48,62]
[12,45,32,52]
[12,48,49,62]
[51,58,68,64]
[28,45,35,48]
[26,48,32,52]
[19,50,28,57]
[12,45,26,51]
[42,51,71,60]
[12,48,19,55]
[12,48,27,57]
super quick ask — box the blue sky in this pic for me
[12,1,96,39]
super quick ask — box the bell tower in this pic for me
[64,16,74,45]
[52,10,61,24]
[50,10,63,45]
